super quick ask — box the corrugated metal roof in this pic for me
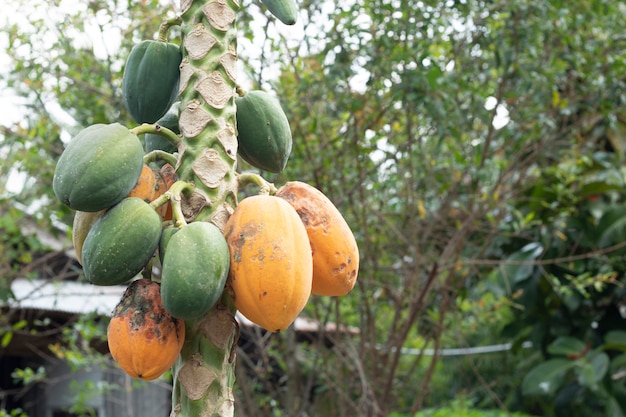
[8,278,124,316]
[6,278,359,335]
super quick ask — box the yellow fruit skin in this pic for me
[72,210,106,265]
[224,195,312,332]
[276,181,359,296]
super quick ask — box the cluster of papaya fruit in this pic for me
[52,0,358,381]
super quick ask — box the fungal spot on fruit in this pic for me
[332,263,347,275]
[203,0,236,32]
[228,231,247,263]
[296,208,311,226]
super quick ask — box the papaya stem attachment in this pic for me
[141,259,153,280]
[130,123,181,148]
[144,150,179,167]
[237,172,277,195]
[150,180,196,228]
[158,16,183,43]
[235,84,247,97]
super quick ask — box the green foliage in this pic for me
[414,408,534,417]
[238,0,626,415]
[0,409,29,417]
[389,397,535,417]
[10,365,46,386]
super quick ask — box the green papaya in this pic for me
[145,102,180,166]
[123,40,182,124]
[53,123,144,212]
[158,223,179,265]
[260,0,298,25]
[235,90,293,173]
[161,222,230,320]
[82,197,162,286]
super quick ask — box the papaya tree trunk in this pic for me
[170,0,240,415]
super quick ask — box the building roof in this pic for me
[7,278,359,335]
[9,278,124,316]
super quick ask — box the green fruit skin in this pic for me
[53,123,144,212]
[123,40,182,124]
[260,0,298,25]
[161,222,230,320]
[158,223,179,265]
[82,198,162,286]
[236,91,293,173]
[145,102,180,166]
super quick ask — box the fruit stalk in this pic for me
[169,0,240,415]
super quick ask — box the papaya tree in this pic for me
[48,0,359,415]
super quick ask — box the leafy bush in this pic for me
[414,408,534,417]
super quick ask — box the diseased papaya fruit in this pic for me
[82,197,162,286]
[161,222,230,320]
[276,181,359,296]
[107,279,185,380]
[72,210,106,265]
[144,102,180,161]
[224,195,312,332]
[235,91,292,173]
[122,40,182,124]
[260,0,298,25]
[53,123,144,212]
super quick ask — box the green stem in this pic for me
[150,180,194,228]
[141,259,153,280]
[158,16,183,42]
[235,84,247,97]
[237,172,277,195]
[169,0,242,415]
[143,150,179,167]
[130,123,181,148]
